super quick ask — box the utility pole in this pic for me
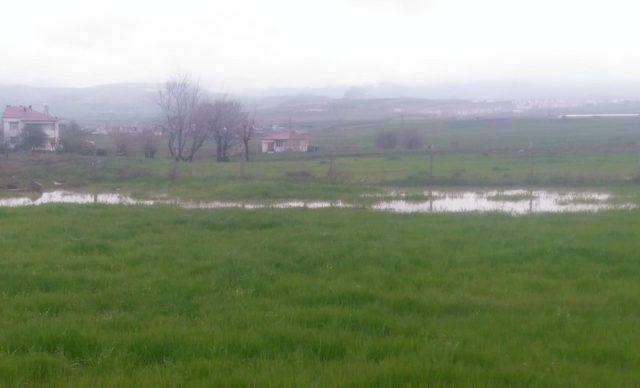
[92,147,98,180]
[327,146,336,181]
[637,141,640,172]
[428,144,434,182]
[528,141,534,181]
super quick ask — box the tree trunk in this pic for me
[220,143,229,162]
[243,139,250,162]
[215,141,223,162]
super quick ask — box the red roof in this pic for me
[262,129,308,141]
[2,105,57,122]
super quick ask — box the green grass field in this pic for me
[1,150,640,202]
[311,117,640,152]
[83,116,640,156]
[2,117,640,386]
[1,206,639,386]
[3,116,638,201]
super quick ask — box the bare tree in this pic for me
[239,112,255,162]
[375,131,399,150]
[111,129,130,156]
[156,74,203,162]
[140,128,158,158]
[209,99,245,162]
[402,129,424,150]
[158,83,253,164]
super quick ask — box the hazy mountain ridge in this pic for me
[0,83,159,125]
[2,81,640,126]
[260,82,640,101]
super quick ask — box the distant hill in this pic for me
[373,82,640,101]
[3,81,639,128]
[258,82,640,101]
[0,83,159,125]
[0,84,337,127]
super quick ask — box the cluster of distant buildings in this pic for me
[1,104,312,154]
[408,99,586,118]
[86,125,164,136]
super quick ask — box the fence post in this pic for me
[428,144,434,182]
[528,141,534,181]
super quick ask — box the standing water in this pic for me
[372,189,633,214]
[0,189,635,215]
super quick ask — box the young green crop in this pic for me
[0,206,639,386]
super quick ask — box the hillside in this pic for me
[0,83,159,125]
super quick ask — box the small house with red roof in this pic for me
[261,129,310,153]
[1,105,60,151]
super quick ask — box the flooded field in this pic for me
[0,191,348,210]
[0,189,635,214]
[372,189,635,214]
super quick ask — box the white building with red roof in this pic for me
[261,129,310,153]
[1,105,60,151]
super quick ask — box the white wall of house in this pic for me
[1,119,59,150]
[261,140,274,153]
[2,119,21,145]
[261,139,309,153]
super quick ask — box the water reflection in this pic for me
[0,191,347,210]
[372,189,628,214]
[0,189,635,215]
[0,191,155,207]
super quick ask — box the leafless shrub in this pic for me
[140,129,158,158]
[375,131,399,150]
[111,130,130,156]
[60,121,87,153]
[401,129,423,150]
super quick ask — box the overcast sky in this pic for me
[1,0,639,91]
